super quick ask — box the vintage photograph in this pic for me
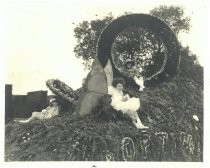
[2,0,206,164]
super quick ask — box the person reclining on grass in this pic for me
[19,98,60,123]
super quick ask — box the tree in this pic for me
[178,46,203,88]
[73,6,200,83]
[74,13,114,69]
[111,26,167,78]
[150,6,203,87]
[150,6,191,35]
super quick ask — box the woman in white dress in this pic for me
[19,98,60,123]
[124,59,145,91]
[108,78,148,129]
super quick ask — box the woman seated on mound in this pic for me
[19,98,60,123]
[108,77,148,129]
[123,59,145,91]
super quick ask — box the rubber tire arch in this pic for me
[96,14,180,87]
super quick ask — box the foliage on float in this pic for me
[5,77,202,161]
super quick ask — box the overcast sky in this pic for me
[0,0,208,95]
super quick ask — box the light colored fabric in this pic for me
[108,86,140,113]
[32,106,59,119]
[104,59,113,86]
[76,58,107,115]
[133,76,145,91]
[85,58,108,94]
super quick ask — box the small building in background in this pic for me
[13,95,27,105]
[5,84,59,121]
[11,90,48,119]
[26,90,48,111]
[5,85,13,124]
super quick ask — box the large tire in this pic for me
[96,14,180,87]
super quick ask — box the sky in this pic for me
[0,0,209,95]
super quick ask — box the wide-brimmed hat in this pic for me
[124,59,135,67]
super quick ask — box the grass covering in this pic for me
[5,77,203,161]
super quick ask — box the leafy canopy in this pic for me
[73,6,202,85]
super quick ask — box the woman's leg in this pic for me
[19,116,34,123]
[19,112,39,123]
[125,110,148,129]
[134,112,149,129]
[124,110,137,122]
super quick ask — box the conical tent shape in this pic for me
[76,58,108,115]
[85,58,108,94]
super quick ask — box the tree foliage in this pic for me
[74,6,191,75]
[111,26,166,78]
[74,14,114,69]
[178,46,203,88]
[150,5,191,34]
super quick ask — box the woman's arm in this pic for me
[125,94,130,99]
[122,94,130,101]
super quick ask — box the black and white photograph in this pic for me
[0,0,209,167]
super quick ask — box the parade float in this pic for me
[5,14,203,161]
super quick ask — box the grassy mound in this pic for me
[5,77,203,161]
